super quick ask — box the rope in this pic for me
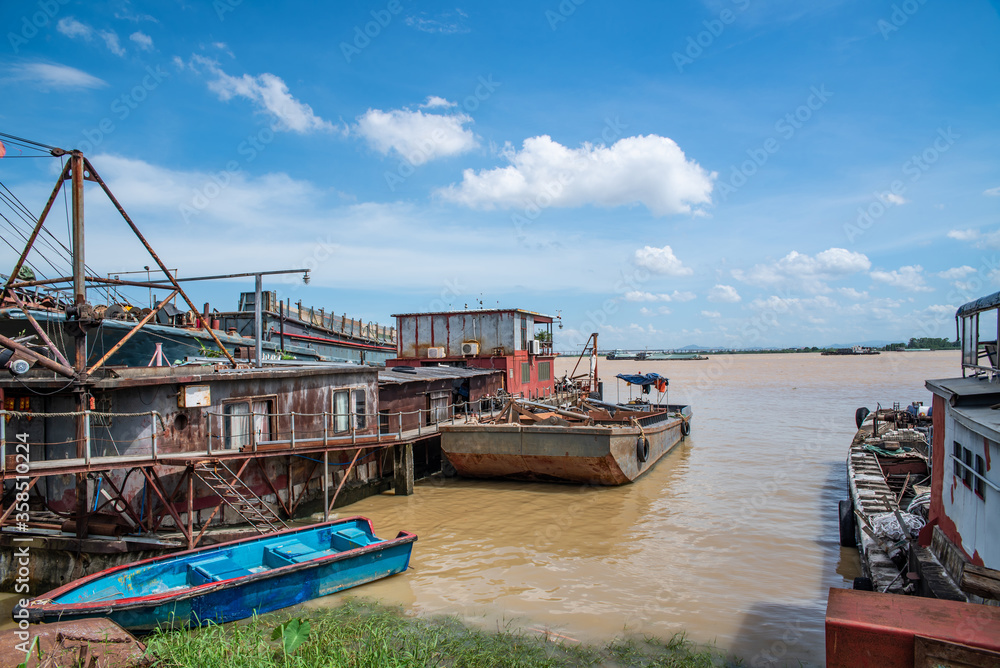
[1,409,166,431]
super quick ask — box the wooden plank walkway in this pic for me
[2,423,450,478]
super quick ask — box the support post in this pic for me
[254,273,263,369]
[187,466,194,549]
[393,442,414,496]
[71,151,89,540]
[323,449,329,521]
[150,412,158,458]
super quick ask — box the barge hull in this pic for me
[440,408,690,485]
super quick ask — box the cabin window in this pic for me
[975,454,986,499]
[223,402,250,449]
[223,397,275,449]
[521,362,530,385]
[353,390,366,430]
[953,441,988,500]
[520,315,527,351]
[538,361,551,382]
[964,449,974,488]
[333,390,350,433]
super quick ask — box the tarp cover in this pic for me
[957,290,1000,318]
[616,373,668,393]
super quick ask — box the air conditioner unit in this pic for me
[528,340,542,355]
[427,346,445,358]
[461,341,480,356]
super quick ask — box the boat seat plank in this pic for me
[187,556,253,584]
[264,540,322,567]
[331,527,377,551]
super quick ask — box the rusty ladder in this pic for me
[193,461,288,534]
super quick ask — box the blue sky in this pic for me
[1,0,998,350]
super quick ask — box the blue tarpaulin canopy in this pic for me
[615,373,668,394]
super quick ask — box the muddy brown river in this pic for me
[305,350,958,666]
[0,351,957,665]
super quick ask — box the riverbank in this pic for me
[146,598,735,667]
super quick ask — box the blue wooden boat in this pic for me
[15,517,415,632]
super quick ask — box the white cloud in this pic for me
[56,18,125,56]
[984,186,1000,197]
[57,17,93,39]
[732,247,871,293]
[937,265,975,280]
[948,228,979,241]
[420,96,456,109]
[7,62,107,90]
[405,10,470,34]
[870,265,933,292]
[701,310,721,318]
[837,287,868,299]
[669,290,697,302]
[100,30,125,56]
[633,245,693,276]
[885,193,907,205]
[750,295,800,313]
[708,284,741,303]
[129,31,154,50]
[438,134,715,216]
[191,57,335,134]
[354,107,477,164]
[625,291,673,302]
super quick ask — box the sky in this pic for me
[0,0,998,351]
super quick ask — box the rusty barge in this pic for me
[439,398,691,485]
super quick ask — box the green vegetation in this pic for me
[146,598,736,668]
[903,337,959,350]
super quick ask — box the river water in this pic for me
[305,350,958,666]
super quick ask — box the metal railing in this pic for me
[0,387,589,472]
[952,454,1000,494]
[0,397,506,472]
[0,409,163,472]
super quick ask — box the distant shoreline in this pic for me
[554,348,960,357]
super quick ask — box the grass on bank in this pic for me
[145,598,739,668]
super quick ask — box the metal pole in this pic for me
[71,151,89,540]
[254,273,263,368]
[290,412,296,449]
[151,412,158,459]
[84,409,91,464]
[206,411,212,455]
[323,449,329,521]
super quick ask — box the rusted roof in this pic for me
[390,308,554,323]
[0,361,377,391]
[378,365,501,384]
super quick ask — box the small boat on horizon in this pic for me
[642,351,708,361]
[15,517,416,632]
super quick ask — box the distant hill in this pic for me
[822,340,895,349]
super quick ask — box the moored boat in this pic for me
[15,517,415,631]
[840,405,941,595]
[439,397,691,485]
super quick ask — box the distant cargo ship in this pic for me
[821,346,880,356]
